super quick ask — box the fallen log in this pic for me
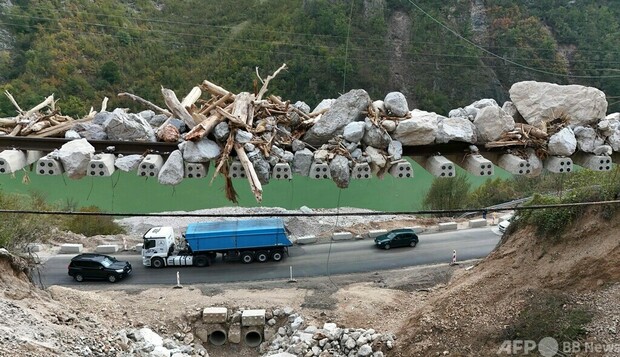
[161,87,197,129]
[234,143,263,203]
[118,92,172,116]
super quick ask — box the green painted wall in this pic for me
[0,159,511,213]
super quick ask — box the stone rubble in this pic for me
[2,79,618,200]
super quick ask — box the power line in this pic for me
[1,199,619,217]
[405,0,620,79]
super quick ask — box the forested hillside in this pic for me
[0,0,618,118]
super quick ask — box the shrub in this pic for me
[61,205,125,237]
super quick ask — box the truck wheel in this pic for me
[194,255,209,267]
[256,251,269,263]
[241,252,254,264]
[74,274,84,282]
[271,250,283,262]
[151,257,164,269]
[108,275,117,283]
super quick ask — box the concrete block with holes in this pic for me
[87,153,116,177]
[203,307,228,324]
[574,155,612,172]
[352,162,372,179]
[0,150,27,174]
[271,163,292,180]
[464,154,494,176]
[36,156,64,175]
[388,161,413,178]
[498,154,532,175]
[229,160,246,179]
[242,309,266,327]
[309,162,331,179]
[184,162,209,178]
[137,154,164,177]
[425,156,455,178]
[544,156,573,173]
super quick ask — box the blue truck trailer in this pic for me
[141,218,293,268]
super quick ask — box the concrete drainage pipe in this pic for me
[243,326,263,347]
[209,328,227,346]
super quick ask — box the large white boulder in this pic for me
[473,106,515,142]
[56,138,95,179]
[509,81,608,127]
[392,109,438,145]
[548,127,577,156]
[436,116,477,143]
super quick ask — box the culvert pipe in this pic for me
[243,326,263,347]
[208,328,227,346]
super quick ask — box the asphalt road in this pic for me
[38,227,501,287]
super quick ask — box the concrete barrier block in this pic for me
[352,163,372,179]
[498,154,532,175]
[229,160,246,179]
[332,232,354,241]
[36,156,64,175]
[203,307,228,324]
[309,162,331,179]
[242,309,266,327]
[0,150,27,174]
[438,222,458,231]
[59,244,83,254]
[388,161,413,178]
[137,154,164,177]
[468,218,487,228]
[295,235,317,245]
[26,150,44,165]
[88,153,116,177]
[426,156,455,178]
[404,226,424,234]
[184,162,209,178]
[272,163,292,180]
[544,156,573,173]
[368,229,388,238]
[135,243,144,252]
[464,154,494,176]
[575,154,612,172]
[95,244,119,253]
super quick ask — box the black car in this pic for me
[374,228,419,250]
[68,253,132,283]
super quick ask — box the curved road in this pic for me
[39,227,501,287]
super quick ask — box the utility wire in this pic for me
[406,0,620,79]
[2,199,620,217]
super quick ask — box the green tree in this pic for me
[423,171,471,216]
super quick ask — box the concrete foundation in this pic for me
[309,162,331,179]
[184,162,209,178]
[388,161,413,178]
[544,156,573,173]
[497,154,532,175]
[352,163,372,179]
[574,154,612,172]
[229,160,246,178]
[464,154,494,176]
[271,163,292,180]
[0,150,27,174]
[36,156,63,175]
[203,307,228,324]
[137,154,164,177]
[425,156,455,177]
[87,153,116,177]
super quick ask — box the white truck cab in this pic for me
[142,226,176,268]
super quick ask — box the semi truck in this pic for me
[142,218,293,268]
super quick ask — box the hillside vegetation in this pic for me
[0,0,618,119]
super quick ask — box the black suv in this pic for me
[374,228,419,250]
[68,253,132,283]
